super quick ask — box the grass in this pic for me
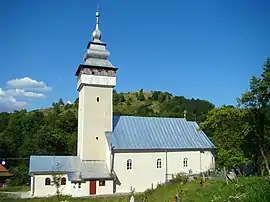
[0,186,30,192]
[0,177,269,202]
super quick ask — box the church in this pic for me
[29,10,216,197]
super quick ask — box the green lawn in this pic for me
[0,186,30,192]
[0,177,269,202]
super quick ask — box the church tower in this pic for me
[75,9,117,161]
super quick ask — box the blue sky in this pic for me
[0,0,269,112]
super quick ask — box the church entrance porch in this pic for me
[89,180,96,195]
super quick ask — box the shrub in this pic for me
[170,173,188,184]
[243,177,270,202]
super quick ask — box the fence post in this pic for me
[224,167,228,185]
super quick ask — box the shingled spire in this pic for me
[75,8,117,76]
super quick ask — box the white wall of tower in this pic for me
[77,76,114,160]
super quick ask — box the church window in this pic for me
[157,158,162,168]
[99,180,105,186]
[78,183,81,188]
[61,177,66,185]
[97,97,100,102]
[45,177,51,186]
[127,159,132,170]
[183,158,188,167]
[96,136,99,140]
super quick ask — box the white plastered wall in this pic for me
[113,150,215,193]
[200,150,215,171]
[70,181,89,197]
[70,180,113,196]
[32,175,114,197]
[96,180,114,195]
[32,174,70,197]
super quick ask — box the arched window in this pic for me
[127,159,132,170]
[61,177,66,185]
[183,158,188,167]
[157,158,162,168]
[45,177,51,186]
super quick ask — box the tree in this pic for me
[118,93,126,102]
[201,107,251,169]
[238,58,270,175]
[137,89,145,101]
[0,112,10,133]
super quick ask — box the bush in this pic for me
[243,177,270,202]
[169,173,188,184]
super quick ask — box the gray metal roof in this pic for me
[29,156,111,180]
[29,156,79,173]
[80,161,111,179]
[106,116,215,150]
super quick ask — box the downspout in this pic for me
[110,144,116,194]
[200,150,202,174]
[110,144,115,173]
[165,149,168,182]
[31,174,35,196]
[33,175,35,196]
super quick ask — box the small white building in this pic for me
[29,9,216,197]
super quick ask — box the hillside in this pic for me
[37,90,215,123]
[39,89,215,122]
[113,90,215,123]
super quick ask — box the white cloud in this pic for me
[6,89,46,99]
[0,88,26,112]
[0,88,5,96]
[7,77,52,91]
[1,77,51,112]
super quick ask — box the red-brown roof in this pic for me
[0,165,8,172]
[0,165,11,177]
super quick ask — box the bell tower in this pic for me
[75,9,117,161]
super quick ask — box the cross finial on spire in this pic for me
[183,109,187,120]
[96,6,100,24]
[92,7,102,41]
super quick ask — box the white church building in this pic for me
[29,10,216,197]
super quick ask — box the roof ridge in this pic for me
[114,115,187,120]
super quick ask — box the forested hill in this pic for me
[113,90,215,122]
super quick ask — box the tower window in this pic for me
[97,97,100,102]
[96,136,99,140]
[127,159,132,170]
[157,158,162,168]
